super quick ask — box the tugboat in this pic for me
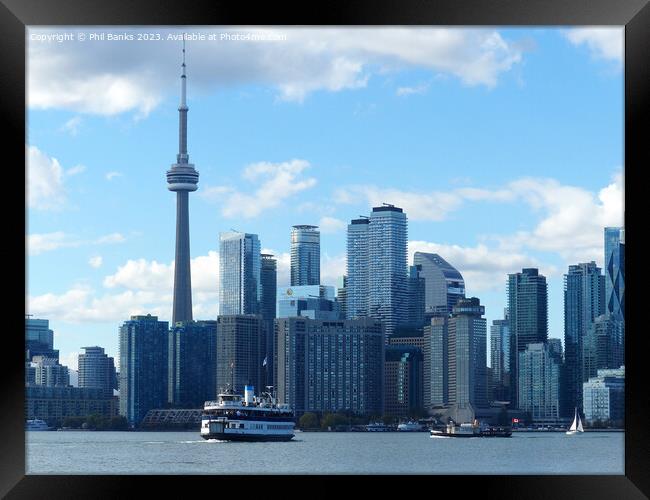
[200,386,295,442]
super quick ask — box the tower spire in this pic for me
[177,34,189,164]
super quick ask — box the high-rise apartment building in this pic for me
[78,346,117,397]
[582,315,624,383]
[219,232,261,315]
[260,254,277,387]
[118,315,169,426]
[275,317,384,416]
[336,275,347,320]
[215,315,264,395]
[407,264,426,329]
[508,268,548,408]
[447,297,488,409]
[423,316,448,409]
[290,225,320,286]
[518,342,561,424]
[413,252,466,318]
[490,309,510,402]
[168,320,217,408]
[384,345,423,416]
[346,217,370,319]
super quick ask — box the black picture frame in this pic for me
[3,0,647,497]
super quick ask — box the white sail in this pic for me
[569,409,578,431]
[577,413,584,432]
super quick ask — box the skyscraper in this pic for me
[518,343,560,424]
[346,217,370,319]
[384,345,423,416]
[290,225,320,286]
[219,232,261,315]
[413,252,466,318]
[336,275,347,320]
[275,317,384,416]
[423,316,448,408]
[508,268,548,408]
[119,314,169,426]
[167,40,199,325]
[216,315,264,394]
[563,262,605,415]
[490,309,510,402]
[604,227,625,320]
[367,204,408,337]
[260,254,277,387]
[78,346,117,397]
[168,320,217,408]
[447,297,488,409]
[407,264,426,329]
[25,316,58,362]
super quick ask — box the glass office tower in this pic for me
[290,225,320,286]
[219,232,261,315]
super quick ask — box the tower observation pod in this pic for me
[167,36,199,325]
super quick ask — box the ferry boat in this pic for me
[200,386,295,442]
[397,420,426,432]
[25,419,52,431]
[430,420,512,438]
[366,421,392,432]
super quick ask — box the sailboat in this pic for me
[566,408,584,435]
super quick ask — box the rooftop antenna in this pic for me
[358,215,370,219]
[382,202,395,207]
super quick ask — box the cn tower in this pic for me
[167,38,198,325]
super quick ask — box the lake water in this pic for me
[26,430,624,475]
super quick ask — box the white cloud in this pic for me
[564,28,623,63]
[65,164,86,176]
[409,240,557,293]
[27,145,66,210]
[28,27,525,115]
[334,185,463,221]
[318,216,347,234]
[89,255,103,268]
[60,351,81,372]
[27,232,127,256]
[396,83,429,96]
[201,159,317,218]
[60,116,82,136]
[105,171,123,181]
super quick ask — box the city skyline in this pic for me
[26,27,624,370]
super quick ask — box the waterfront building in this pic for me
[583,366,625,427]
[118,314,169,426]
[336,276,347,320]
[25,316,58,362]
[517,342,560,424]
[277,285,341,320]
[31,356,70,387]
[582,315,624,382]
[604,227,625,320]
[168,320,217,408]
[447,297,488,409]
[78,346,117,397]
[275,317,384,416]
[346,217,370,319]
[508,268,548,408]
[219,231,261,315]
[260,254,277,387]
[384,345,423,416]
[25,386,118,427]
[215,315,264,395]
[490,309,510,402]
[413,252,466,318]
[167,41,199,325]
[407,264,426,329]
[290,225,320,286]
[423,316,448,408]
[563,262,605,416]
[367,205,408,337]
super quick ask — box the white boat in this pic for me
[397,421,426,432]
[25,419,52,431]
[200,386,295,442]
[566,408,584,435]
[366,421,392,432]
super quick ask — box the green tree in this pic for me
[299,412,319,429]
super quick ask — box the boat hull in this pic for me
[201,432,295,442]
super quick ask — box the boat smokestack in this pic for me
[244,385,254,404]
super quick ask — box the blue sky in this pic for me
[26,27,624,372]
